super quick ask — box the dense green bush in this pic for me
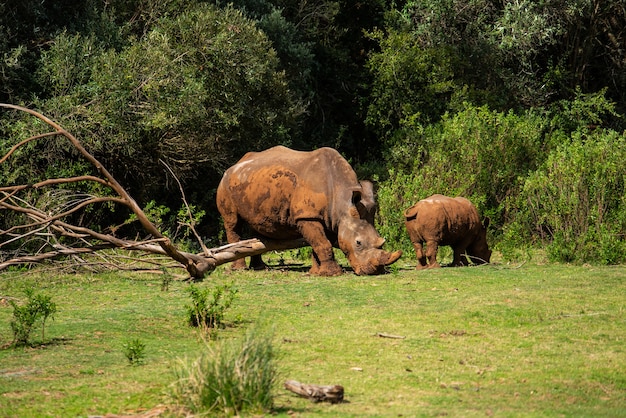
[0,2,304,239]
[369,0,626,114]
[35,4,300,196]
[366,28,457,141]
[510,129,626,264]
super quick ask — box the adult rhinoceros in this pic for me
[216,146,402,276]
[404,194,491,269]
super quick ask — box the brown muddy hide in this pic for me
[337,215,402,275]
[216,146,402,276]
[403,194,491,269]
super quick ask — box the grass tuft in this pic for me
[169,325,277,416]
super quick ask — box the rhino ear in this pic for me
[359,181,376,208]
[351,188,362,206]
[353,181,377,224]
[349,189,367,220]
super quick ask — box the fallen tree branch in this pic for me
[284,380,344,403]
[0,103,309,279]
[159,158,211,256]
[376,332,406,339]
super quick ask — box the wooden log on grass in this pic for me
[284,380,344,403]
[376,332,406,339]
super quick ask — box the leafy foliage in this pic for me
[512,129,626,264]
[35,4,300,199]
[9,288,57,346]
[366,29,457,141]
[376,105,547,253]
[185,283,238,330]
[379,0,626,110]
[122,338,146,366]
[3,0,626,265]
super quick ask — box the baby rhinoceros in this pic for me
[404,194,491,269]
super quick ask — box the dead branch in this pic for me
[376,332,406,339]
[284,380,344,403]
[159,158,210,256]
[0,103,308,278]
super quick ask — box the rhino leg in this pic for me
[298,220,343,276]
[425,240,441,268]
[413,242,428,270]
[249,255,269,270]
[452,246,470,266]
[453,235,474,266]
[309,250,343,276]
[220,206,248,270]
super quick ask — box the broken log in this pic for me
[376,332,406,339]
[284,380,344,404]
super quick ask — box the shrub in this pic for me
[23,3,302,236]
[366,28,457,140]
[512,128,626,264]
[169,327,277,416]
[9,288,57,346]
[122,338,146,366]
[185,283,238,330]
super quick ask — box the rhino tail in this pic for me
[404,205,419,220]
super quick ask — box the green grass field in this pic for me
[1,254,625,417]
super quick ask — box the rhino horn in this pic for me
[352,249,402,275]
[379,249,402,266]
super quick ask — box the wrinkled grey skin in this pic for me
[216,146,402,276]
[404,194,491,269]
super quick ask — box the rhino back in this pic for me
[218,146,360,235]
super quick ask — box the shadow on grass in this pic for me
[1,336,73,350]
[262,261,412,276]
[272,398,351,416]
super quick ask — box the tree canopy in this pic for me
[2,0,626,264]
